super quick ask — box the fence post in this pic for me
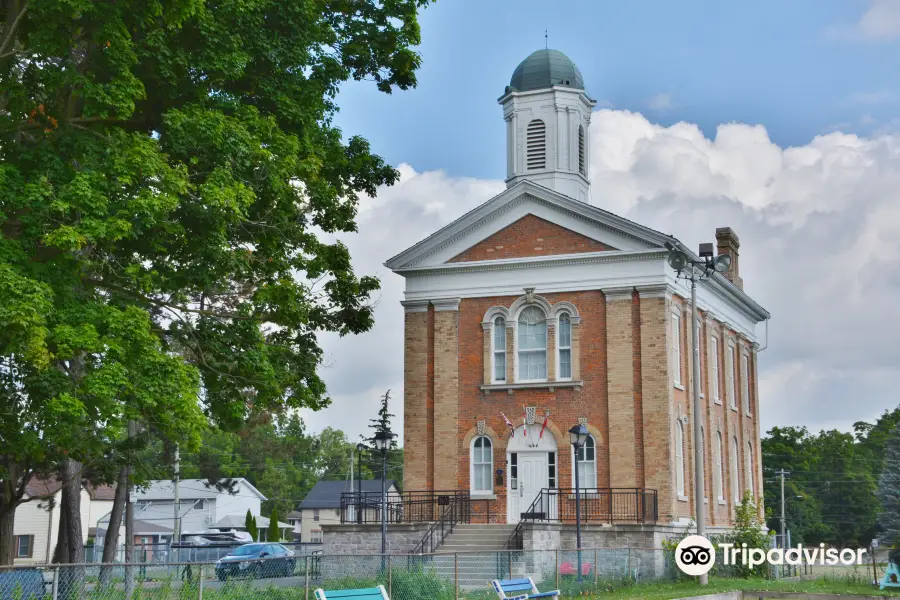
[555,549,559,589]
[51,566,59,600]
[388,556,393,597]
[594,549,598,584]
[626,548,631,580]
[304,555,310,600]
[454,553,459,600]
[198,565,204,600]
[508,550,512,580]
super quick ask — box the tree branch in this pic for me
[0,1,27,58]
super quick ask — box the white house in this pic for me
[12,478,116,565]
[96,478,289,548]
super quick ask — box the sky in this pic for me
[299,0,900,445]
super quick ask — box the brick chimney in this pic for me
[715,227,742,290]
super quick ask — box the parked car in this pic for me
[214,543,296,581]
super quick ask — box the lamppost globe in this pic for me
[714,253,732,273]
[568,424,588,448]
[356,442,367,453]
[374,430,392,453]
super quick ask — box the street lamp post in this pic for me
[569,423,589,582]
[666,241,731,587]
[356,443,367,525]
[373,430,392,569]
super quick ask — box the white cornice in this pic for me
[432,298,461,312]
[401,300,429,313]
[394,248,668,276]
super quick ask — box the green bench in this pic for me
[314,585,390,600]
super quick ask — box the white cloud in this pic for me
[826,0,900,42]
[306,109,900,443]
[648,93,672,111]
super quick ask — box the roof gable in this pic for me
[449,214,617,262]
[385,181,667,271]
[299,479,398,509]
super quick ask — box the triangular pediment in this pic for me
[449,214,618,262]
[385,181,668,271]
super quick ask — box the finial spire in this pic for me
[545,28,548,49]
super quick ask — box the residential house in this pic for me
[298,480,399,543]
[11,478,116,565]
[286,511,303,542]
[95,478,290,549]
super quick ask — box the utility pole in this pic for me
[689,274,707,586]
[776,469,790,549]
[174,445,181,544]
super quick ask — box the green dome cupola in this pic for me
[508,49,585,93]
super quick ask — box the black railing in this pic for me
[517,488,658,524]
[408,496,469,555]
[340,490,471,524]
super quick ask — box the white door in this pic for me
[508,452,548,523]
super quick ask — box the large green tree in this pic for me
[0,0,430,566]
[877,424,900,546]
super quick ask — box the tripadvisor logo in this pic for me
[675,535,715,576]
[673,534,868,576]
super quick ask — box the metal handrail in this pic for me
[409,497,464,555]
[504,491,544,550]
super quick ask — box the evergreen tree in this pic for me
[268,506,282,543]
[244,510,259,542]
[877,423,900,545]
[363,391,399,480]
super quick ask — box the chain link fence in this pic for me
[1,546,879,600]
[0,548,678,600]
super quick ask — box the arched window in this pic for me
[714,432,725,502]
[675,420,685,497]
[731,437,740,504]
[578,125,585,175]
[558,313,572,380]
[492,316,506,383]
[573,435,597,489]
[517,306,547,381]
[746,441,754,497]
[471,437,493,494]
[526,119,546,170]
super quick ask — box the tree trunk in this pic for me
[0,507,15,566]
[98,465,128,588]
[0,464,31,565]
[52,492,69,564]
[58,459,85,600]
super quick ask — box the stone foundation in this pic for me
[321,523,434,555]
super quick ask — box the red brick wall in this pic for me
[449,215,615,262]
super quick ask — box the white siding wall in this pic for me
[13,489,92,565]
[212,481,262,523]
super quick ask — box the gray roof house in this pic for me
[299,480,398,509]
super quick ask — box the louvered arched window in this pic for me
[526,119,546,170]
[578,125,585,175]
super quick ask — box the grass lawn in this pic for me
[581,577,900,599]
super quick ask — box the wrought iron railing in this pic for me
[340,489,472,524]
[408,496,469,555]
[518,488,658,523]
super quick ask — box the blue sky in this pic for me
[303,0,900,440]
[335,0,900,180]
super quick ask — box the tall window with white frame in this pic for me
[672,313,682,387]
[711,336,721,404]
[492,316,506,383]
[675,420,686,497]
[731,437,740,504]
[715,432,725,502]
[741,353,751,415]
[558,313,572,380]
[745,441,754,498]
[518,306,547,381]
[728,342,737,410]
[471,436,493,495]
[574,435,597,489]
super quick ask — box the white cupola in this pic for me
[499,49,596,203]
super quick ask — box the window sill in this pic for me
[730,405,737,412]
[674,383,685,391]
[713,399,722,406]
[745,412,752,418]
[699,394,705,399]
[481,380,584,393]
[470,493,497,500]
[677,495,688,502]
[718,499,727,506]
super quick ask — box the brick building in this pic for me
[385,49,769,531]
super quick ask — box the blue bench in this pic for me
[492,577,560,600]
[314,585,390,600]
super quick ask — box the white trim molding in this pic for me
[401,300,429,313]
[432,298,461,312]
